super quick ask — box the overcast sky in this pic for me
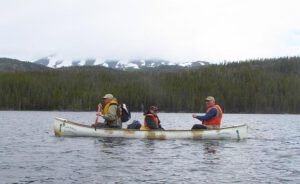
[1,0,300,63]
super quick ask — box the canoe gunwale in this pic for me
[54,117,247,132]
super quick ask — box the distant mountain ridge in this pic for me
[0,58,49,72]
[32,55,210,70]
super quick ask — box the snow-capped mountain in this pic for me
[32,55,209,70]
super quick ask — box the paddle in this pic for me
[94,103,103,130]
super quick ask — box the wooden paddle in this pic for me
[94,103,103,130]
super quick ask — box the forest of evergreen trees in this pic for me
[0,57,299,113]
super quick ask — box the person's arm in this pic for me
[157,119,164,130]
[145,116,158,129]
[196,108,217,121]
[102,105,117,121]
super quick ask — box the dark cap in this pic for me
[149,106,158,111]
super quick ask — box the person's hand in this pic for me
[96,112,102,116]
[192,114,197,118]
[98,103,103,109]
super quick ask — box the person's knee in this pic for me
[127,120,142,129]
[192,124,207,130]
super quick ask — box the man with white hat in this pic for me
[93,94,122,129]
[192,96,223,129]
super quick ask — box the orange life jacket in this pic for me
[203,105,223,126]
[144,114,159,130]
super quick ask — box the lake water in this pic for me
[0,111,299,184]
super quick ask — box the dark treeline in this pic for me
[0,57,299,113]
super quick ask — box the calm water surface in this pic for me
[0,111,299,184]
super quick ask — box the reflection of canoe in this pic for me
[53,117,248,140]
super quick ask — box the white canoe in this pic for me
[53,117,248,140]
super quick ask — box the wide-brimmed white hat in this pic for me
[103,94,114,100]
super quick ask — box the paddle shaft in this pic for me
[94,103,102,130]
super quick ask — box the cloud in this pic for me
[0,0,300,62]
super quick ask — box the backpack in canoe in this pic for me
[117,103,131,122]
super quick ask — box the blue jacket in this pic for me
[196,108,217,121]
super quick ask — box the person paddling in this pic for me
[192,96,223,130]
[92,94,122,129]
[142,106,164,130]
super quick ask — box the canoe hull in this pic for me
[53,117,248,140]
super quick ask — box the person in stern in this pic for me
[192,96,223,130]
[141,106,164,130]
[92,94,122,129]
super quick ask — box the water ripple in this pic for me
[0,112,299,183]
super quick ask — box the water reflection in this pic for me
[142,139,156,148]
[203,141,219,155]
[97,137,126,148]
[94,137,129,156]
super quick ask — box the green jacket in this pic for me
[103,104,122,128]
